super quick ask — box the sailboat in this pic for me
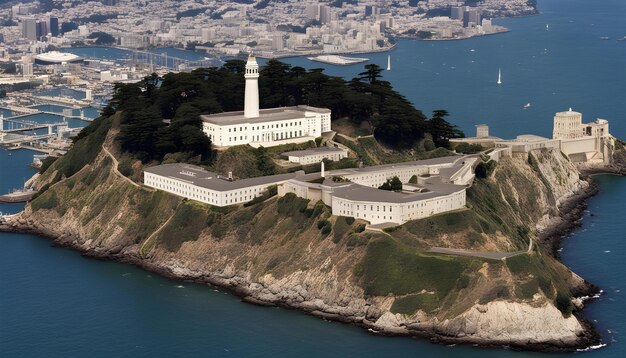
[497,68,502,85]
[546,24,549,31]
[523,103,531,109]
[386,55,391,71]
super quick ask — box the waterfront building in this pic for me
[552,109,613,163]
[201,55,332,148]
[34,51,83,65]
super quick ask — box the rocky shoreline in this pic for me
[1,170,621,352]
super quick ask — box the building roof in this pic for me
[144,163,300,191]
[200,105,330,126]
[331,177,465,204]
[282,146,346,158]
[34,51,82,64]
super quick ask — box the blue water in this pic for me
[1,0,626,356]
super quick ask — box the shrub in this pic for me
[352,224,366,233]
[277,193,309,216]
[555,291,573,316]
[423,139,436,151]
[408,175,418,184]
[317,219,330,229]
[39,157,58,174]
[475,160,496,179]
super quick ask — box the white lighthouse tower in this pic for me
[244,54,260,118]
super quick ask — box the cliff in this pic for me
[4,118,623,351]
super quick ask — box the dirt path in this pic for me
[102,145,154,191]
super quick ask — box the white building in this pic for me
[201,55,332,148]
[280,155,476,225]
[282,147,348,165]
[552,109,613,163]
[143,155,476,225]
[144,164,299,207]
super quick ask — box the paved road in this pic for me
[428,238,533,260]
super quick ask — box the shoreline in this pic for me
[3,167,623,352]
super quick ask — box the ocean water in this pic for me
[1,0,626,356]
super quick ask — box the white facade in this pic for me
[202,106,331,147]
[280,156,474,225]
[143,164,298,207]
[552,109,613,164]
[331,189,466,225]
[244,54,260,119]
[283,147,348,165]
[201,55,332,148]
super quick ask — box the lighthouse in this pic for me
[244,54,260,118]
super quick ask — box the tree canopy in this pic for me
[102,59,463,165]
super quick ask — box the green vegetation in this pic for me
[87,31,116,45]
[30,189,58,212]
[378,176,402,192]
[157,201,208,251]
[505,253,574,315]
[392,294,439,314]
[38,156,58,174]
[277,193,309,216]
[475,160,497,179]
[243,185,277,207]
[358,237,475,303]
[452,142,484,154]
[332,216,352,242]
[408,175,418,184]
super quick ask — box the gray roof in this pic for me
[145,163,300,191]
[282,146,346,157]
[331,178,465,204]
[201,105,330,126]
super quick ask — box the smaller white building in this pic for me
[282,147,348,165]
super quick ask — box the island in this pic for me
[2,57,625,352]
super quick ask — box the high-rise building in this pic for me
[462,8,482,27]
[21,18,38,40]
[49,17,59,37]
[365,5,376,17]
[306,4,319,20]
[37,20,48,40]
[319,5,331,24]
[450,6,464,20]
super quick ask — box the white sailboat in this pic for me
[523,103,531,109]
[497,68,502,85]
[386,55,391,71]
[546,24,549,31]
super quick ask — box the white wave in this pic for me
[604,250,611,253]
[175,285,184,289]
[576,343,607,352]
[368,328,379,334]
